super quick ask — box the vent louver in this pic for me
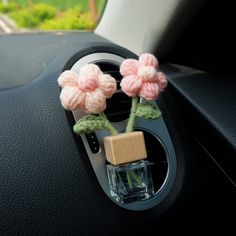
[95,61,131,122]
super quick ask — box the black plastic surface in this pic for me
[0,40,176,235]
[161,63,236,185]
[163,0,235,76]
[0,32,108,90]
[0,35,223,234]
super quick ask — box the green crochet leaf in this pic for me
[136,103,162,120]
[73,115,106,134]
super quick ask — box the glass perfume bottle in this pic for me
[106,160,154,204]
[104,131,154,204]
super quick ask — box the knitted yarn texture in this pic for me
[58,64,117,114]
[58,53,166,135]
[120,53,167,100]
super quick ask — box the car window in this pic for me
[0,0,106,34]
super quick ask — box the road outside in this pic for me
[0,14,17,33]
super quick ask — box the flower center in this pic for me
[137,66,157,82]
[78,76,98,91]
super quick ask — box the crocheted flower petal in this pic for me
[84,89,106,114]
[79,64,102,78]
[98,74,117,98]
[58,70,79,88]
[120,75,142,97]
[78,64,101,92]
[60,86,85,110]
[157,72,168,92]
[120,59,140,77]
[78,74,98,92]
[139,53,158,68]
[138,82,160,100]
[137,66,157,82]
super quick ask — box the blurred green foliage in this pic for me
[10,3,56,28]
[0,3,17,13]
[0,0,106,30]
[40,7,95,30]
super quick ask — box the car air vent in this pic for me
[140,129,168,193]
[95,61,131,122]
[71,50,177,210]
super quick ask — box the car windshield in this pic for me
[0,0,106,34]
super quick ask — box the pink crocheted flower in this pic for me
[58,64,117,114]
[120,53,167,100]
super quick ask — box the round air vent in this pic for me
[140,129,168,193]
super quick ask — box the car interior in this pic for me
[0,0,235,235]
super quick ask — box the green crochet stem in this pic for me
[126,96,139,133]
[99,112,119,136]
[126,170,142,188]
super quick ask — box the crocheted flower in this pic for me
[120,53,167,100]
[58,64,117,114]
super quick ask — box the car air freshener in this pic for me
[57,53,167,204]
